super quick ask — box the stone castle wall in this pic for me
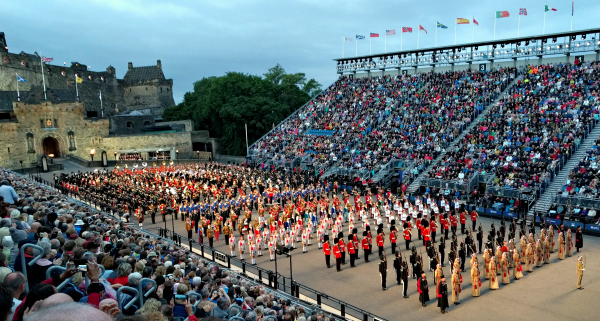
[0,100,193,170]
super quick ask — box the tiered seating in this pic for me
[425,62,600,195]
[252,74,425,167]
[342,68,515,173]
[562,138,600,198]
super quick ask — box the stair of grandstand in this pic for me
[527,122,600,222]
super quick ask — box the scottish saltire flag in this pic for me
[356,35,365,40]
[16,75,27,82]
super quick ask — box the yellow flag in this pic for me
[76,76,83,83]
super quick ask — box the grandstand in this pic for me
[248,28,600,231]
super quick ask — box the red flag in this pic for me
[473,17,479,25]
[402,27,413,33]
[419,25,427,34]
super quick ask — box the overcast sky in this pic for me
[4,0,599,104]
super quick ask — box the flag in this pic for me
[370,33,379,37]
[344,37,352,41]
[99,91,102,100]
[473,17,479,25]
[76,75,83,83]
[519,8,528,15]
[41,57,53,63]
[437,22,448,29]
[402,27,413,33]
[496,11,510,18]
[572,0,574,15]
[545,5,557,12]
[386,29,396,36]
[16,75,27,83]
[419,25,427,34]
[456,18,469,24]
[356,35,365,40]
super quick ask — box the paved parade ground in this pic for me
[40,160,599,321]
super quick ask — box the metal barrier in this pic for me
[20,244,45,292]
[138,278,158,308]
[555,194,600,210]
[45,266,71,291]
[116,286,140,312]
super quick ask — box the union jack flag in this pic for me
[42,57,53,63]
[519,8,527,16]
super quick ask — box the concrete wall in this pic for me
[101,131,194,160]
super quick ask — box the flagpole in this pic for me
[543,7,546,35]
[418,29,420,49]
[571,1,574,31]
[342,37,344,58]
[385,34,387,53]
[494,14,497,40]
[401,32,403,51]
[435,26,438,47]
[100,90,103,117]
[472,16,475,42]
[370,37,372,55]
[356,39,358,57]
[518,10,521,37]
[40,53,47,100]
[454,23,457,45]
[245,123,249,156]
[16,73,20,102]
[75,74,79,101]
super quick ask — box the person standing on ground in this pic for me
[576,256,585,290]
[401,260,409,299]
[417,273,430,307]
[575,226,583,253]
[451,268,461,305]
[471,261,481,297]
[379,255,388,291]
[393,252,402,285]
[333,238,342,272]
[437,276,449,314]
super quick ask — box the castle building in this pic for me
[0,32,211,169]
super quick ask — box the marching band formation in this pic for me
[57,162,586,314]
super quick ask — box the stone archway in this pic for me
[42,137,60,157]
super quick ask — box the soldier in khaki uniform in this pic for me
[513,250,523,280]
[576,256,585,290]
[471,261,481,297]
[558,232,565,260]
[489,257,499,290]
[223,223,231,245]
[451,268,461,305]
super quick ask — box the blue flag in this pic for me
[356,35,365,40]
[437,22,448,29]
[17,75,27,83]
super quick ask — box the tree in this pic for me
[163,65,321,156]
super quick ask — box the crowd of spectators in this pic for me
[348,68,516,174]
[424,62,600,198]
[0,168,340,321]
[561,137,600,199]
[252,74,422,168]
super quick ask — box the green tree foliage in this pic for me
[163,65,322,156]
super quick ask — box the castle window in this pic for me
[146,87,148,91]
[144,121,151,127]
[86,111,98,118]
[160,87,163,93]
[167,88,170,92]
[127,121,134,128]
